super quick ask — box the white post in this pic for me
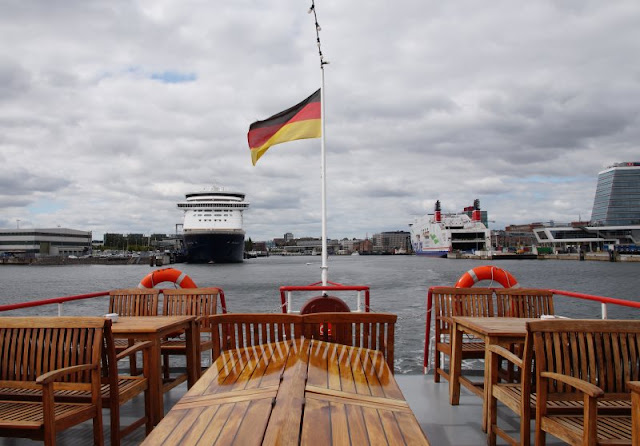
[601,302,608,319]
[320,66,328,286]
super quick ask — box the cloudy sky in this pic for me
[2,1,639,241]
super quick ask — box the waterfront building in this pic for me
[0,228,92,257]
[590,162,640,226]
[372,231,411,254]
[533,162,640,252]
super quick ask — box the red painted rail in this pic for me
[0,291,111,312]
[280,281,370,313]
[423,286,640,373]
[0,289,228,314]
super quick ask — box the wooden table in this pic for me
[449,317,535,431]
[112,316,198,425]
[142,339,430,445]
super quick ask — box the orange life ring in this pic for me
[138,268,197,288]
[455,266,519,288]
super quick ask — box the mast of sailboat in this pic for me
[309,0,329,286]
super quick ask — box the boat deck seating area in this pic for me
[430,287,555,385]
[108,288,223,383]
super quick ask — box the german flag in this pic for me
[247,89,321,165]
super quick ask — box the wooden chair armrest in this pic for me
[116,340,153,361]
[36,363,98,385]
[540,372,604,398]
[487,344,523,368]
[628,381,640,394]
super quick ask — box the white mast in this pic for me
[310,0,329,286]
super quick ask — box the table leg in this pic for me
[185,320,199,387]
[147,337,164,425]
[481,335,493,432]
[449,321,463,405]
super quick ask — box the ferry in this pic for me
[409,199,492,257]
[177,185,250,263]
[1,266,639,445]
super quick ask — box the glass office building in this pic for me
[590,162,640,226]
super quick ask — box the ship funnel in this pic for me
[434,200,441,222]
[472,199,481,222]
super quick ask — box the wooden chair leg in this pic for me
[108,401,119,446]
[434,348,441,382]
[128,339,139,376]
[93,412,104,446]
[163,353,170,381]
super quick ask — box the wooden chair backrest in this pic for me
[301,312,397,371]
[495,288,554,317]
[0,317,106,383]
[162,287,220,332]
[433,287,495,338]
[210,313,303,359]
[529,319,640,395]
[109,288,160,316]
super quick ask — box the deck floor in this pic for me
[0,374,566,445]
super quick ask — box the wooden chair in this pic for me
[160,287,221,389]
[494,288,555,385]
[0,317,105,446]
[109,288,160,375]
[301,312,397,372]
[109,288,160,317]
[488,318,636,445]
[432,287,495,383]
[531,319,639,446]
[0,319,153,446]
[210,313,304,359]
[629,382,640,445]
[495,288,554,318]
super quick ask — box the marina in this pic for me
[1,257,639,444]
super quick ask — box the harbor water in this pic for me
[1,256,638,374]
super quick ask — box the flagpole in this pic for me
[310,0,329,286]
[320,64,328,286]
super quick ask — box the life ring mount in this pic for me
[138,268,197,288]
[455,265,519,288]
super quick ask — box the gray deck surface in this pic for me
[0,373,566,445]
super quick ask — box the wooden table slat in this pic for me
[305,385,410,410]
[143,338,430,446]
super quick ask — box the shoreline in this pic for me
[2,252,639,265]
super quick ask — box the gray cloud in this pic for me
[1,0,639,240]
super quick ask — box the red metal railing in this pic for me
[423,286,640,373]
[0,289,228,314]
[279,281,370,313]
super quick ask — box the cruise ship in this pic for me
[177,186,250,263]
[409,199,492,257]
